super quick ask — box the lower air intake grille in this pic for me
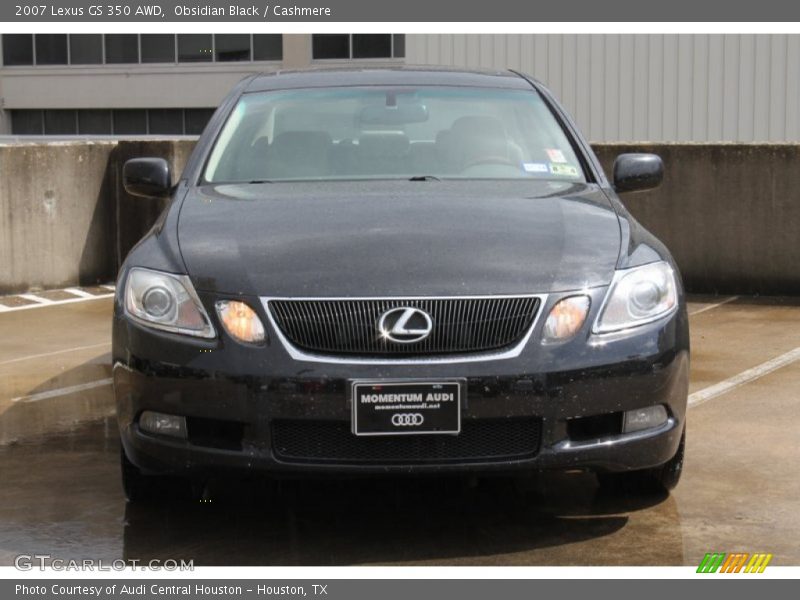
[271,418,542,465]
[268,296,540,357]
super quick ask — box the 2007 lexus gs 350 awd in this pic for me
[113,68,689,502]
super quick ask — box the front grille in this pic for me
[271,418,542,465]
[268,297,540,356]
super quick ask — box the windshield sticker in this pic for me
[523,162,549,173]
[546,149,567,163]
[550,164,580,177]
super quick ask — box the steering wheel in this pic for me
[461,156,521,170]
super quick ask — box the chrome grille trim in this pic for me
[260,294,548,365]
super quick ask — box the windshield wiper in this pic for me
[247,179,274,184]
[408,175,441,182]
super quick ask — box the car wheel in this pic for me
[598,427,685,493]
[652,427,686,491]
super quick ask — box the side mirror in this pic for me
[123,158,172,198]
[612,153,663,193]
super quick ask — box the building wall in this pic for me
[0,34,403,134]
[0,64,269,111]
[3,34,799,142]
[9,34,798,143]
[406,34,800,142]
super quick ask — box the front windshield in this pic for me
[204,86,586,183]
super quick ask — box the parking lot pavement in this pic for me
[0,294,798,566]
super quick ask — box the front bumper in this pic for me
[113,288,689,477]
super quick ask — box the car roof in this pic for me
[243,66,534,93]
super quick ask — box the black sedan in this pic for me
[113,67,689,501]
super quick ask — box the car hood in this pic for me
[177,180,621,297]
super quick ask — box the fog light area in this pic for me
[139,411,187,439]
[623,405,668,433]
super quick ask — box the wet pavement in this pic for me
[1,294,798,566]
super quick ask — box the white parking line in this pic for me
[64,287,96,299]
[0,293,113,313]
[688,295,739,316]
[0,342,111,367]
[11,378,113,404]
[18,293,54,305]
[688,347,800,407]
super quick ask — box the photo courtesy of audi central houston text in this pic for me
[113,67,689,501]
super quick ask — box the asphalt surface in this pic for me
[0,293,798,566]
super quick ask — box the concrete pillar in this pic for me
[282,34,313,69]
[0,110,11,135]
[0,75,10,134]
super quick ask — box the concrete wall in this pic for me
[0,141,115,293]
[1,140,799,295]
[594,143,800,295]
[0,139,194,294]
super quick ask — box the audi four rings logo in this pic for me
[378,307,433,343]
[391,413,425,427]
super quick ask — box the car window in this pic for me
[204,86,586,183]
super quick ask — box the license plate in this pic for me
[351,380,463,436]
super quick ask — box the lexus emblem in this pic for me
[391,413,425,427]
[378,307,433,343]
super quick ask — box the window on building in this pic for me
[3,33,285,66]
[11,110,43,134]
[185,108,215,134]
[78,110,112,134]
[148,109,184,134]
[69,34,103,65]
[34,34,68,65]
[3,34,34,66]
[140,34,175,63]
[312,34,404,60]
[252,34,282,61]
[214,34,250,62]
[44,110,77,134]
[104,34,138,64]
[312,34,349,59]
[113,109,147,134]
[393,34,405,58]
[178,34,212,62]
[10,108,217,135]
[352,34,392,59]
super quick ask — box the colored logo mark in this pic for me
[697,552,773,573]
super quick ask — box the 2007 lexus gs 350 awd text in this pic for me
[113,67,689,502]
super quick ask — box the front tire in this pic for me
[598,427,685,493]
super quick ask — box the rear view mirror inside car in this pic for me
[359,102,429,126]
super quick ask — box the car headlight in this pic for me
[124,267,215,338]
[593,261,678,334]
